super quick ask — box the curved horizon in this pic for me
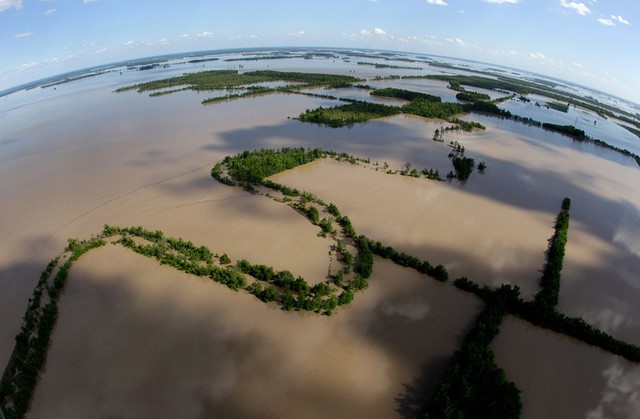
[2,46,639,109]
[1,0,638,104]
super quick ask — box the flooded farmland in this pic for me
[1,49,639,417]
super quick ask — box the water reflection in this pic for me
[498,95,640,155]
[586,359,640,419]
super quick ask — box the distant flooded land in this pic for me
[1,48,640,419]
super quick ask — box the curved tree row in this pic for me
[4,148,640,419]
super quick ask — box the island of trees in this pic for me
[116,68,640,167]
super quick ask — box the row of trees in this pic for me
[116,69,360,94]
[370,87,441,102]
[0,237,106,419]
[452,201,640,364]
[455,276,640,363]
[422,302,522,418]
[533,198,571,309]
[366,239,449,282]
[110,228,247,291]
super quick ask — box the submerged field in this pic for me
[1,50,640,418]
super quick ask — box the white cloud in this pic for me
[484,0,521,3]
[381,299,430,321]
[158,38,168,45]
[560,0,591,16]
[598,18,615,26]
[426,0,448,6]
[82,0,100,3]
[359,27,392,39]
[14,31,35,38]
[288,30,305,37]
[400,34,442,46]
[123,40,135,46]
[373,27,386,36]
[586,360,640,419]
[16,62,38,71]
[611,15,630,25]
[43,8,55,16]
[197,31,215,39]
[573,62,583,68]
[0,0,22,12]
[445,37,467,47]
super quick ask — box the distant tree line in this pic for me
[371,88,441,102]
[456,91,491,103]
[546,101,570,113]
[116,69,361,94]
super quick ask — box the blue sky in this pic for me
[1,0,638,103]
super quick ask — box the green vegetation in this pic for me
[116,69,640,167]
[424,73,640,132]
[450,156,475,181]
[446,141,476,181]
[371,88,441,102]
[447,118,486,131]
[357,61,423,70]
[105,226,247,291]
[534,198,571,309]
[456,91,491,103]
[542,123,640,166]
[367,239,449,281]
[354,236,373,279]
[0,236,106,419]
[463,100,512,117]
[201,86,273,104]
[298,86,491,128]
[6,143,640,419]
[212,147,325,184]
[115,69,361,97]
[547,101,570,113]
[542,123,586,140]
[452,198,640,364]
[620,124,640,140]
[455,277,640,363]
[402,99,464,119]
[427,74,531,95]
[297,101,401,128]
[422,302,522,419]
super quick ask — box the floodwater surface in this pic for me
[1,52,639,416]
[28,247,480,418]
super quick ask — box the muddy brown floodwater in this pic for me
[1,55,639,418]
[27,246,480,418]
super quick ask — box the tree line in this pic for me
[0,236,106,419]
[534,198,571,310]
[5,148,640,419]
[422,301,522,418]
